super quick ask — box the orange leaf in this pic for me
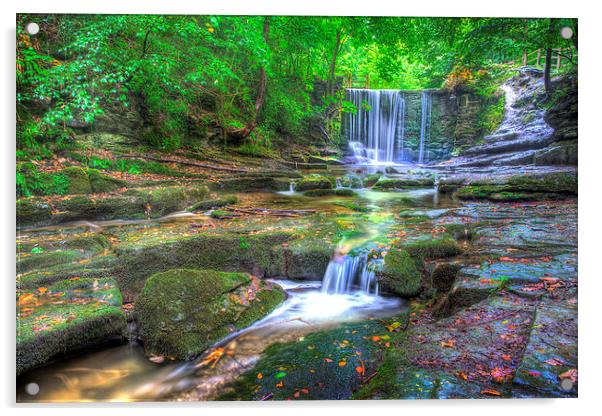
[17,293,35,305]
[371,336,380,342]
[481,389,501,396]
[338,361,347,367]
[257,373,263,379]
[558,369,578,383]
[440,339,455,348]
[37,287,48,295]
[457,371,468,381]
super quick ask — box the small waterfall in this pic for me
[289,180,296,193]
[335,178,343,189]
[418,91,432,164]
[321,253,379,295]
[346,89,406,164]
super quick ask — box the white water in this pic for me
[321,251,379,295]
[346,89,406,164]
[418,91,432,164]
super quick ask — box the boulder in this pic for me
[136,269,285,359]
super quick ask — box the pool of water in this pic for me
[17,281,404,402]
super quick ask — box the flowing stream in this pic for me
[17,184,459,402]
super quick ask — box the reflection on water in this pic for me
[17,281,404,402]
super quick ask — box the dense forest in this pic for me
[17,15,577,157]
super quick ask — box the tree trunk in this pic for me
[227,17,270,143]
[327,30,342,95]
[544,18,556,94]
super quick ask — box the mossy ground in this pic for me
[218,317,408,401]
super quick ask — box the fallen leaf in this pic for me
[558,369,578,383]
[338,361,347,367]
[481,389,502,396]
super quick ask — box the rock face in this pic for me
[135,269,285,359]
[443,68,577,167]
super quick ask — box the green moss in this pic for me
[62,166,93,194]
[443,223,478,241]
[296,174,334,191]
[335,202,371,212]
[18,254,117,289]
[113,231,293,296]
[431,263,461,293]
[16,277,126,374]
[403,236,462,260]
[373,177,434,190]
[303,189,356,197]
[215,176,290,192]
[363,173,382,187]
[379,249,422,297]
[136,269,284,359]
[17,250,84,274]
[507,172,577,194]
[210,209,234,219]
[189,195,238,211]
[16,198,52,227]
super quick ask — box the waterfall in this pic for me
[321,253,379,295]
[346,89,405,164]
[418,91,432,164]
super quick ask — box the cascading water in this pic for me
[418,91,432,164]
[346,89,405,164]
[321,252,379,295]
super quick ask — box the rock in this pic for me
[18,184,209,226]
[16,198,52,227]
[296,174,334,191]
[135,269,285,359]
[513,299,577,396]
[533,141,577,165]
[373,177,434,190]
[403,236,462,260]
[431,263,461,293]
[17,250,86,274]
[215,176,290,192]
[303,189,356,197]
[378,249,422,297]
[110,223,337,289]
[188,195,238,211]
[16,277,127,374]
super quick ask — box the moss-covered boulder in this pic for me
[363,173,382,187]
[136,269,285,359]
[378,249,422,297]
[62,167,125,194]
[339,174,364,189]
[403,236,462,260]
[296,174,334,191]
[373,177,434,190]
[16,277,126,374]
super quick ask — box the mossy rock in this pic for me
[373,177,434,190]
[296,174,334,191]
[16,277,126,374]
[378,249,422,297]
[62,166,93,194]
[113,231,293,296]
[62,167,125,194]
[507,172,577,194]
[17,250,85,274]
[18,254,118,290]
[210,209,235,219]
[363,173,382,187]
[340,174,364,189]
[136,269,285,359]
[269,243,333,280]
[16,198,52,227]
[443,223,478,241]
[215,176,290,192]
[304,188,357,197]
[431,263,461,293]
[189,195,238,211]
[144,185,208,217]
[403,236,462,260]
